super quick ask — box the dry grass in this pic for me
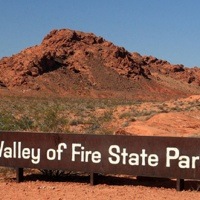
[0,96,199,135]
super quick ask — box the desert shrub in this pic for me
[69,118,85,126]
[39,169,68,178]
[99,110,113,122]
[0,112,18,131]
[37,108,68,132]
[15,116,35,130]
[119,112,133,119]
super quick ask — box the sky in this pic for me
[0,0,200,67]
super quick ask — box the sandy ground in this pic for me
[0,170,200,200]
[1,181,200,200]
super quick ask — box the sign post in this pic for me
[16,167,23,183]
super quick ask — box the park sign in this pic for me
[0,131,200,190]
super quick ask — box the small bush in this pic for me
[39,169,67,178]
[0,113,18,131]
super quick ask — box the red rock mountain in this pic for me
[0,28,200,100]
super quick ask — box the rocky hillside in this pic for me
[0,28,200,100]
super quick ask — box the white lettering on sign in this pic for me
[0,141,40,164]
[71,143,101,163]
[1,139,200,171]
[108,145,159,167]
[166,147,200,169]
[46,143,67,161]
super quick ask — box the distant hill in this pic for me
[0,28,200,100]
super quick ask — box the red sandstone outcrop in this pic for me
[0,28,200,100]
[0,29,147,88]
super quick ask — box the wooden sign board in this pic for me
[0,131,200,190]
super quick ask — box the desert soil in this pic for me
[0,168,200,200]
